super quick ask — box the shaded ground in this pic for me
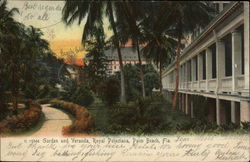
[32,104,72,137]
[87,99,108,133]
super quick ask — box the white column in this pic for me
[197,54,203,90]
[240,101,250,122]
[184,63,187,90]
[187,61,191,89]
[179,65,182,90]
[231,101,236,123]
[173,70,176,89]
[191,58,195,90]
[216,40,225,92]
[206,48,212,92]
[242,2,250,96]
[216,98,221,125]
[219,3,224,12]
[185,94,189,114]
[181,65,184,89]
[232,31,242,94]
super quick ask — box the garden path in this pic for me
[32,104,72,137]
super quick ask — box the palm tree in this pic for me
[114,2,146,97]
[2,25,49,114]
[62,1,129,103]
[0,0,19,50]
[141,2,176,94]
[0,0,19,27]
[0,0,21,114]
[142,34,175,93]
[1,2,49,114]
[83,26,108,93]
[157,2,214,109]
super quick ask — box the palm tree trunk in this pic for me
[159,58,163,94]
[11,68,18,115]
[172,33,181,110]
[116,44,126,103]
[107,4,126,103]
[136,41,146,98]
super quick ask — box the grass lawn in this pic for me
[87,98,109,134]
[86,98,250,136]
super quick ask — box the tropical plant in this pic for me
[62,1,131,103]
[158,2,214,109]
[114,2,147,97]
[114,64,160,102]
[82,26,108,93]
[141,3,176,93]
[0,0,19,40]
[0,1,51,114]
[0,0,20,113]
[96,77,120,106]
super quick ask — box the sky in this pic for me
[7,0,111,62]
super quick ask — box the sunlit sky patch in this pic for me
[7,0,112,60]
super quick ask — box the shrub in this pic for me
[241,122,250,131]
[50,99,93,134]
[97,77,120,106]
[62,80,94,107]
[69,86,94,107]
[102,97,169,134]
[35,98,52,104]
[0,103,9,121]
[99,96,246,135]
[0,101,42,133]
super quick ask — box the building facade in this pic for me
[162,2,250,125]
[105,47,147,75]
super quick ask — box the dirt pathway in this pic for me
[32,104,72,137]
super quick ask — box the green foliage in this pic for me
[81,27,108,93]
[62,79,94,107]
[22,52,70,100]
[70,86,94,107]
[241,122,250,131]
[0,0,71,112]
[94,95,249,135]
[96,77,120,106]
[144,65,160,95]
[101,96,169,134]
[35,98,53,104]
[114,64,160,102]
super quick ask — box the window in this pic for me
[202,51,206,80]
[223,3,228,10]
[189,60,192,81]
[237,25,245,75]
[211,44,217,78]
[223,33,232,77]
[194,56,198,81]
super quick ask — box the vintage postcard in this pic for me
[0,0,249,161]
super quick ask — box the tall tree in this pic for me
[114,2,148,98]
[62,1,128,103]
[83,26,108,93]
[141,2,176,94]
[0,0,19,38]
[0,0,21,114]
[1,0,50,113]
[5,26,49,114]
[142,38,175,93]
[157,2,214,109]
